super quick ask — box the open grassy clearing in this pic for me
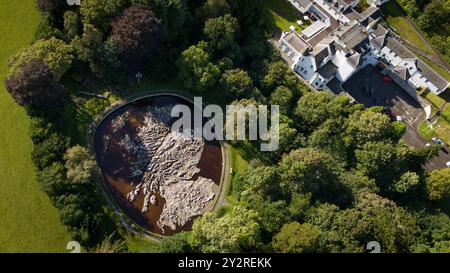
[0,0,72,252]
[380,2,433,55]
[224,141,261,205]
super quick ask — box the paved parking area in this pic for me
[343,66,450,170]
[343,66,425,147]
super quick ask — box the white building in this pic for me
[279,0,449,95]
[376,32,450,94]
[367,0,389,6]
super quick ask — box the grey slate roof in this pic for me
[385,37,416,59]
[392,66,410,80]
[347,52,361,68]
[317,61,338,79]
[384,38,448,91]
[371,34,386,50]
[372,24,388,37]
[312,45,329,67]
[282,31,309,53]
[360,6,382,21]
[318,37,337,55]
[416,60,449,91]
[334,22,369,50]
[343,8,362,21]
[293,0,313,9]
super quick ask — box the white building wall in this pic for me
[294,55,317,81]
[313,0,341,20]
[380,46,404,66]
[332,51,357,82]
[409,72,439,93]
[310,73,331,89]
[368,0,389,6]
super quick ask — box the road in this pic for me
[213,142,231,211]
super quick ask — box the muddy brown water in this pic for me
[94,95,223,235]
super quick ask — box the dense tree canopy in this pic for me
[190,207,260,253]
[9,37,74,80]
[80,0,127,31]
[5,61,68,110]
[176,44,220,92]
[64,146,100,185]
[270,86,293,115]
[6,0,450,253]
[109,4,163,72]
[279,148,342,196]
[36,0,67,16]
[426,168,450,201]
[221,69,253,98]
[64,11,80,40]
[272,222,321,253]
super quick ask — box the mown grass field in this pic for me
[0,0,72,252]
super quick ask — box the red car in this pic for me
[383,76,392,82]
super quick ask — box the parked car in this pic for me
[446,161,450,168]
[432,137,444,146]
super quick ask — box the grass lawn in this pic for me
[420,89,450,143]
[380,2,433,55]
[420,118,450,145]
[419,116,450,144]
[224,142,260,205]
[225,145,248,205]
[418,120,436,141]
[264,0,309,33]
[424,91,446,109]
[436,120,450,144]
[0,0,72,252]
[125,235,161,253]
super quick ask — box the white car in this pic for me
[396,116,403,122]
[446,161,450,168]
[432,137,444,145]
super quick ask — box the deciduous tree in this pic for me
[64,145,100,185]
[5,61,68,110]
[109,4,164,72]
[190,206,260,253]
[221,69,253,98]
[425,168,450,201]
[9,37,74,80]
[272,222,321,253]
[176,44,220,92]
